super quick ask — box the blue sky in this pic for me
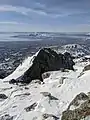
[0,0,90,32]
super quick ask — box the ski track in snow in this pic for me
[0,55,90,119]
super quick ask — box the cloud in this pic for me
[0,0,90,32]
[0,0,90,14]
[0,0,89,16]
[0,0,89,19]
[0,5,71,18]
[0,21,18,24]
[0,5,47,16]
[0,21,29,25]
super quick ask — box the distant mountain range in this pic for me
[12,32,90,39]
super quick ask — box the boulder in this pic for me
[0,114,13,120]
[0,94,8,99]
[9,79,17,84]
[83,64,90,72]
[61,92,90,120]
[42,72,51,80]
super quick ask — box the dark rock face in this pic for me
[42,72,51,80]
[63,52,75,70]
[9,48,74,84]
[67,92,89,110]
[61,92,90,120]
[0,114,13,120]
[9,79,17,84]
[24,102,37,112]
[0,94,8,99]
[83,64,90,72]
[0,69,6,79]
[42,113,59,120]
[40,92,58,101]
[21,48,74,83]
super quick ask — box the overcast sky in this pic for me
[0,0,90,32]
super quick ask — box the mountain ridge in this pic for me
[0,46,90,120]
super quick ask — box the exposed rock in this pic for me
[75,93,89,101]
[63,52,75,70]
[30,79,42,84]
[42,72,51,80]
[24,87,29,90]
[21,48,75,83]
[87,92,90,98]
[40,92,51,97]
[49,95,59,100]
[60,69,69,72]
[57,77,68,87]
[62,103,90,120]
[67,92,89,110]
[61,92,90,120]
[14,93,30,97]
[9,78,24,85]
[83,64,90,72]
[0,94,8,99]
[9,79,17,84]
[25,102,37,112]
[78,72,84,78]
[42,113,59,120]
[40,92,58,100]
[0,69,6,79]
[1,87,12,91]
[59,77,67,84]
[0,114,13,120]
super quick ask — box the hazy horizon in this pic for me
[0,0,90,32]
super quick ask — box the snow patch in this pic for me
[3,51,39,82]
[1,54,90,120]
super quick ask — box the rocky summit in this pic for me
[2,43,90,120]
[21,48,75,83]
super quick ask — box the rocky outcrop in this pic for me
[61,92,90,120]
[42,113,59,120]
[0,69,6,79]
[40,92,58,101]
[25,102,37,112]
[67,92,89,110]
[0,114,13,120]
[42,72,51,80]
[9,79,18,84]
[0,94,8,99]
[9,48,74,84]
[83,64,90,72]
[20,48,75,83]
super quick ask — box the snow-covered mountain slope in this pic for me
[0,54,90,120]
[3,51,39,82]
[56,44,90,57]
